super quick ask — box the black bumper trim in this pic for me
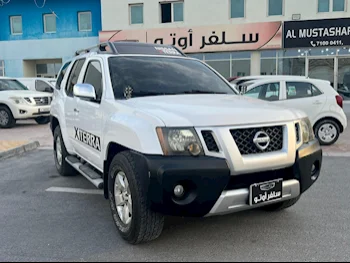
[140,139,322,217]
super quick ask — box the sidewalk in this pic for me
[0,140,40,160]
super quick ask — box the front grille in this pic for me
[230,126,283,155]
[34,97,50,106]
[202,131,219,152]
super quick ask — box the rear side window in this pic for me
[65,59,86,97]
[56,61,71,90]
[286,82,322,100]
[244,82,280,101]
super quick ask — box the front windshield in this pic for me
[0,79,28,91]
[108,56,237,99]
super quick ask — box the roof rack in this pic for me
[74,41,186,57]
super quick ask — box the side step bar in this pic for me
[66,156,104,189]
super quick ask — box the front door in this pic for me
[308,58,335,86]
[74,59,104,170]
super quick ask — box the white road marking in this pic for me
[46,187,103,195]
[323,152,350,157]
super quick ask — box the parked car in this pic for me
[231,75,308,93]
[50,41,322,244]
[17,77,56,93]
[0,77,52,128]
[241,78,347,145]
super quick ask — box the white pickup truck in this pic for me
[0,77,52,128]
[50,42,323,245]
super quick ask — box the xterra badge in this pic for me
[74,127,101,152]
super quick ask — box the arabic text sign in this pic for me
[99,22,282,53]
[284,18,350,49]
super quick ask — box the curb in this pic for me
[0,141,40,161]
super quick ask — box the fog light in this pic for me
[174,185,185,197]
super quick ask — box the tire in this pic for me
[35,116,50,125]
[53,126,76,177]
[0,105,16,129]
[314,119,340,146]
[108,151,165,245]
[262,197,300,212]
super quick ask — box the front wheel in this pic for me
[108,151,164,244]
[314,119,340,146]
[0,106,16,128]
[53,126,76,177]
[35,116,50,125]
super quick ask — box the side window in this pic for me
[312,85,323,96]
[65,59,86,97]
[83,61,103,102]
[286,82,313,100]
[264,82,280,101]
[56,61,72,90]
[35,80,53,93]
[244,85,263,99]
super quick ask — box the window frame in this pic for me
[160,1,184,24]
[267,0,284,16]
[82,60,104,104]
[129,4,144,25]
[78,11,93,32]
[229,0,245,19]
[10,16,23,35]
[317,0,346,12]
[43,14,57,33]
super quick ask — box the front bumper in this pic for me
[141,139,322,217]
[8,103,51,119]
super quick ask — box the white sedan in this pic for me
[0,77,53,128]
[241,78,347,145]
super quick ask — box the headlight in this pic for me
[300,117,315,143]
[9,97,27,104]
[156,127,204,156]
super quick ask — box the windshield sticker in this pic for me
[124,86,134,99]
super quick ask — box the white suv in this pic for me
[0,77,52,128]
[50,42,323,244]
[241,78,347,145]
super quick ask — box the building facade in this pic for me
[0,0,102,78]
[100,0,350,90]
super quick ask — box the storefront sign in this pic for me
[284,18,350,49]
[99,22,282,53]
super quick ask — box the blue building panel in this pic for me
[0,0,102,41]
[0,0,102,77]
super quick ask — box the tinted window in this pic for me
[36,80,53,93]
[244,82,280,101]
[66,59,86,97]
[286,82,322,99]
[83,61,103,102]
[231,0,245,18]
[268,0,283,15]
[108,56,237,99]
[56,61,72,90]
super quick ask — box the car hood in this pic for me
[0,90,52,99]
[121,94,306,127]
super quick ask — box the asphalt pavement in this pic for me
[1,149,350,262]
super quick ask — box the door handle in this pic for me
[74,108,80,113]
[313,101,322,105]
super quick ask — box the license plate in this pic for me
[249,179,283,206]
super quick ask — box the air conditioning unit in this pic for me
[292,14,301,20]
